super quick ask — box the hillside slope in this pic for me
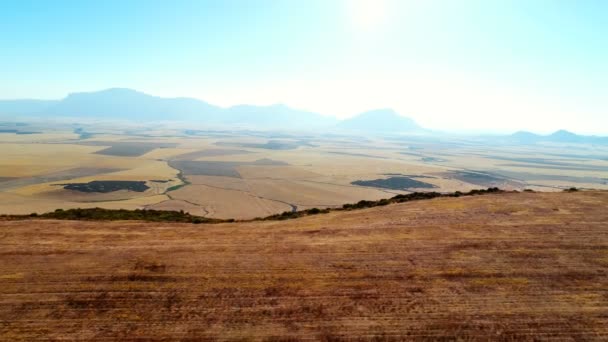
[1,191,607,340]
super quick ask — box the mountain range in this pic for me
[508,130,608,144]
[0,88,422,132]
[1,89,605,141]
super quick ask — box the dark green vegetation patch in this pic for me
[31,208,223,224]
[62,180,149,193]
[352,176,437,190]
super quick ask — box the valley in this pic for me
[1,121,607,219]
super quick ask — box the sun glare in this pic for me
[348,0,388,31]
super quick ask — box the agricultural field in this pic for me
[1,190,607,340]
[1,122,607,218]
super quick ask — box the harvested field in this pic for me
[168,160,242,178]
[446,170,523,188]
[246,178,391,208]
[78,141,179,157]
[169,159,288,178]
[170,148,254,161]
[0,168,125,191]
[1,191,607,340]
[236,165,323,179]
[217,140,313,150]
[167,184,293,219]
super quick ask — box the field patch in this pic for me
[327,151,388,159]
[168,184,293,219]
[0,168,124,191]
[247,179,390,207]
[60,180,150,193]
[217,140,314,150]
[352,176,437,190]
[78,141,179,157]
[169,159,287,178]
[170,148,254,161]
[446,170,523,188]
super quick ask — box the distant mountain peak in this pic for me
[337,108,423,133]
[506,129,607,144]
[67,87,144,97]
[550,129,576,137]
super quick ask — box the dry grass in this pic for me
[168,184,293,219]
[1,191,607,340]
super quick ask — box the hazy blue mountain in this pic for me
[44,88,221,120]
[547,129,585,143]
[337,109,423,133]
[509,131,542,143]
[0,88,336,129]
[0,99,59,115]
[508,129,607,144]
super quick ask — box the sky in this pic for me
[1,0,607,134]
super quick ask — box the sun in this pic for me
[348,0,389,31]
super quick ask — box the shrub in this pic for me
[377,199,390,206]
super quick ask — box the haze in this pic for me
[1,0,607,134]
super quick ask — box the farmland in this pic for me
[1,190,607,340]
[1,123,608,218]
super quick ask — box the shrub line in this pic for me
[2,187,514,224]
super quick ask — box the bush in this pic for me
[377,199,390,206]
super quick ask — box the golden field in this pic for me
[1,128,607,218]
[1,191,607,340]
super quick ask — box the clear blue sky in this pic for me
[1,0,606,133]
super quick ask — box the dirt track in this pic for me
[1,191,607,340]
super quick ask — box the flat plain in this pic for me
[1,123,608,218]
[1,191,607,340]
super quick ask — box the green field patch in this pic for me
[352,176,437,190]
[60,180,149,193]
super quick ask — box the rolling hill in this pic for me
[1,190,606,340]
